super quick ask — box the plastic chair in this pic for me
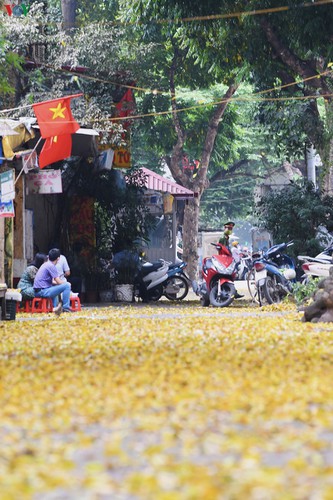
[16,300,32,313]
[31,297,53,313]
[70,296,81,311]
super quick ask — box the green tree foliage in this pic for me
[236,0,333,177]
[256,179,333,259]
[92,168,155,256]
[145,0,333,181]
[1,1,135,145]
[0,23,22,98]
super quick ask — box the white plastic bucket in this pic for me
[115,284,134,302]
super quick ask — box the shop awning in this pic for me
[142,167,195,199]
[30,126,99,158]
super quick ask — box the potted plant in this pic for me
[112,250,140,302]
[98,263,115,303]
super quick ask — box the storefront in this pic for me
[141,167,194,262]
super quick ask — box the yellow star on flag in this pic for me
[49,103,67,120]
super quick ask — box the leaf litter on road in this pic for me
[0,301,333,499]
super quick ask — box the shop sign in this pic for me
[113,148,131,168]
[0,169,15,202]
[26,170,62,195]
[0,200,15,218]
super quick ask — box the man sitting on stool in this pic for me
[33,248,72,314]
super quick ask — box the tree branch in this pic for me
[168,45,189,187]
[195,82,240,194]
[260,17,331,96]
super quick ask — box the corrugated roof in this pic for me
[142,167,194,198]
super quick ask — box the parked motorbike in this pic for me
[193,242,237,307]
[251,241,296,305]
[112,250,168,302]
[298,245,333,281]
[112,250,189,302]
[235,250,252,280]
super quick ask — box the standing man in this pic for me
[219,221,235,248]
[33,248,72,314]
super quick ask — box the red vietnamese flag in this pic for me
[32,94,82,138]
[39,134,72,169]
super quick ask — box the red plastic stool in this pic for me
[25,300,32,312]
[16,301,32,313]
[31,297,53,313]
[70,296,81,311]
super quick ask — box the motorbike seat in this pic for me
[141,261,166,277]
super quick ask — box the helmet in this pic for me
[283,268,296,280]
[231,241,239,247]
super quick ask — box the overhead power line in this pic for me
[1,66,332,120]
[4,0,332,28]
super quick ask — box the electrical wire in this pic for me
[1,61,332,120]
[4,0,332,28]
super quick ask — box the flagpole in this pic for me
[14,137,42,185]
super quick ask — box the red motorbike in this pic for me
[193,243,237,307]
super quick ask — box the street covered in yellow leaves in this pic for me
[1,300,333,499]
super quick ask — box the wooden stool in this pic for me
[31,297,53,313]
[70,296,81,311]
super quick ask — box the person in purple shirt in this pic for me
[33,248,72,314]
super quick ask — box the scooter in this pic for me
[112,250,169,302]
[193,242,237,307]
[298,245,333,281]
[235,250,252,280]
[252,241,296,305]
[163,261,190,301]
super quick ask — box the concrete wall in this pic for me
[25,192,60,254]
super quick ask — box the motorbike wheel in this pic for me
[246,269,260,304]
[164,276,189,301]
[146,284,164,302]
[200,294,210,307]
[209,282,236,307]
[262,275,282,304]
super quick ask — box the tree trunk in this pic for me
[61,0,77,34]
[322,100,333,195]
[168,80,239,279]
[182,195,201,279]
[322,141,333,195]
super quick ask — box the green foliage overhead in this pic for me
[256,179,333,259]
